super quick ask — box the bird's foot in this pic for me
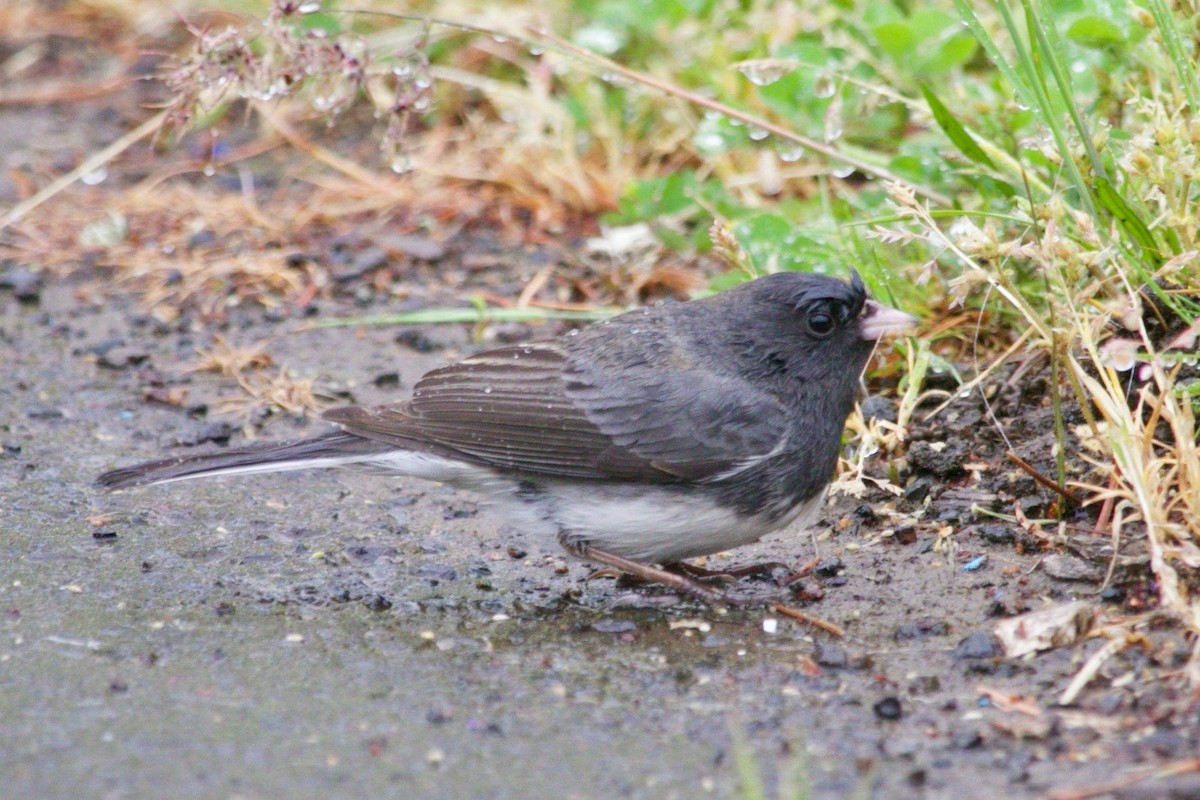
[664,560,792,585]
[560,538,844,636]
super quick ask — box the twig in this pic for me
[1007,451,1084,507]
[780,557,821,585]
[0,77,131,106]
[771,603,845,637]
[1058,634,1125,706]
[1046,758,1200,800]
[0,110,167,231]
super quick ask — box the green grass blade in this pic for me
[316,304,621,328]
[950,0,1035,110]
[1094,177,1163,266]
[919,83,996,170]
[1146,0,1200,109]
[1021,0,1107,181]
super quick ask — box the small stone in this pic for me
[363,595,393,612]
[952,729,984,749]
[953,631,998,660]
[894,618,949,641]
[97,346,149,370]
[813,641,849,668]
[395,329,437,353]
[416,563,458,582]
[332,246,389,281]
[815,557,844,577]
[873,697,903,720]
[908,440,967,479]
[1043,553,1103,582]
[187,229,218,248]
[904,477,933,504]
[0,266,43,301]
[977,523,1014,544]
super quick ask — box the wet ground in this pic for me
[4,274,1198,800]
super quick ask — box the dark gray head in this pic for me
[699,270,914,391]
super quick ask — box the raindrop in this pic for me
[629,327,639,334]
[483,387,493,394]
[202,163,216,177]
[813,73,837,99]
[824,110,844,143]
[737,60,796,86]
[297,1,320,12]
[748,125,770,141]
[81,167,108,186]
[831,163,855,179]
[776,142,806,162]
[694,128,727,154]
[390,154,413,174]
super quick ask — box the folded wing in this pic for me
[325,341,786,484]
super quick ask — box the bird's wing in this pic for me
[323,341,787,483]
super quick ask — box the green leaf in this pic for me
[919,84,996,169]
[1095,177,1162,265]
[1066,16,1125,49]
[922,34,978,74]
[873,22,917,61]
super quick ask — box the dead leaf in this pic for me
[994,600,1099,658]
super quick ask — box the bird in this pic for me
[98,271,916,606]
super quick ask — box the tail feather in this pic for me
[96,431,392,491]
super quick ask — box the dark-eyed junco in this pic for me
[99,271,915,604]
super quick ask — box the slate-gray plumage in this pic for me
[98,271,915,603]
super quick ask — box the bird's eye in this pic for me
[807,309,836,337]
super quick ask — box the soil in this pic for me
[2,10,1198,800]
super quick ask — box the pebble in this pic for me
[1043,553,1103,582]
[813,641,849,668]
[873,697,903,720]
[0,266,43,301]
[952,631,998,660]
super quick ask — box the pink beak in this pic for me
[859,299,918,340]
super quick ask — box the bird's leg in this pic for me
[559,536,733,605]
[559,536,845,636]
